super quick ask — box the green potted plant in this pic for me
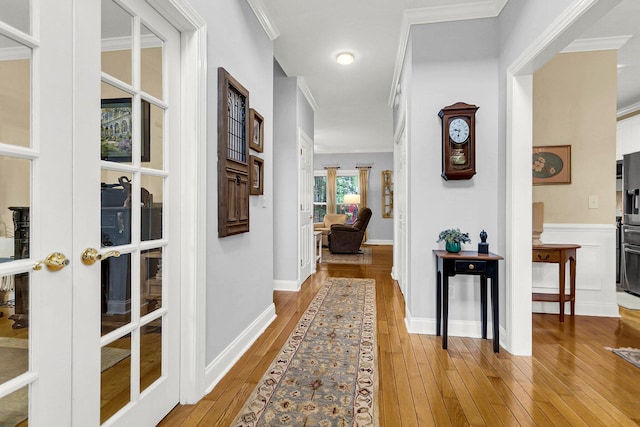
[437,228,471,253]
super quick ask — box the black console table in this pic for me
[434,250,504,352]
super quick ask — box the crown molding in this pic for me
[245,0,280,41]
[618,102,640,118]
[404,0,508,25]
[561,35,632,53]
[297,76,318,112]
[147,0,207,30]
[388,0,508,106]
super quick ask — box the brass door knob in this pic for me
[81,248,121,265]
[33,252,70,271]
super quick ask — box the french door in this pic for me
[0,1,181,425]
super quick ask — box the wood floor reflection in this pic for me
[106,246,640,424]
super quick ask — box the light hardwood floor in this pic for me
[159,245,640,426]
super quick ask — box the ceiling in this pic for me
[259,0,640,154]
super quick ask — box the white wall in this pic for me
[314,152,394,243]
[189,0,275,370]
[404,18,500,335]
[533,224,618,317]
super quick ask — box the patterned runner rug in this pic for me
[233,277,378,426]
[607,347,640,369]
[321,247,372,264]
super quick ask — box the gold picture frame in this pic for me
[532,145,571,185]
[382,170,393,218]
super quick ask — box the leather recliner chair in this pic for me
[328,208,372,254]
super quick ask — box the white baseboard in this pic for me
[533,301,619,317]
[273,279,300,292]
[365,239,393,245]
[404,309,495,338]
[204,303,276,394]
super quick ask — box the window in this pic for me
[313,175,326,222]
[314,171,360,224]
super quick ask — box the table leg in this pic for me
[491,273,499,353]
[559,257,566,322]
[481,275,487,339]
[436,269,441,337]
[443,274,449,349]
[570,254,576,316]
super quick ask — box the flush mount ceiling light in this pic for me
[336,52,355,65]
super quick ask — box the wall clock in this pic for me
[438,102,479,180]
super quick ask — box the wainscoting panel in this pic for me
[533,224,618,317]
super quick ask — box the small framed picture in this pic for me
[532,145,571,185]
[250,155,264,195]
[101,98,151,162]
[249,108,264,153]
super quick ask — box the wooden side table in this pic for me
[532,243,580,322]
[434,250,504,353]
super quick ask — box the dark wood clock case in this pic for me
[438,102,479,181]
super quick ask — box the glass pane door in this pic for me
[0,10,34,426]
[98,0,178,423]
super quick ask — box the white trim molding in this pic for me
[561,35,632,53]
[405,309,500,340]
[245,0,280,41]
[273,279,301,292]
[297,76,319,112]
[388,0,508,106]
[618,101,640,118]
[365,239,393,245]
[147,0,209,405]
[533,223,619,318]
[204,304,277,394]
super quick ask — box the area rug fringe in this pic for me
[233,277,378,426]
[605,347,640,369]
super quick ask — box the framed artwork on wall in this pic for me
[100,98,151,162]
[381,170,393,218]
[218,67,250,237]
[250,155,264,195]
[532,145,571,185]
[249,108,264,153]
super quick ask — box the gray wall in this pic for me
[273,61,315,283]
[314,152,393,243]
[406,18,500,322]
[273,60,298,282]
[190,0,275,365]
[297,87,314,139]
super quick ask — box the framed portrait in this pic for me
[101,98,151,162]
[249,108,264,153]
[532,145,571,185]
[250,155,264,195]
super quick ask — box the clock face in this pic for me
[448,118,470,144]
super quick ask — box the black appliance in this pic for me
[621,152,640,297]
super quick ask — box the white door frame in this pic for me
[143,0,208,404]
[505,0,620,355]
